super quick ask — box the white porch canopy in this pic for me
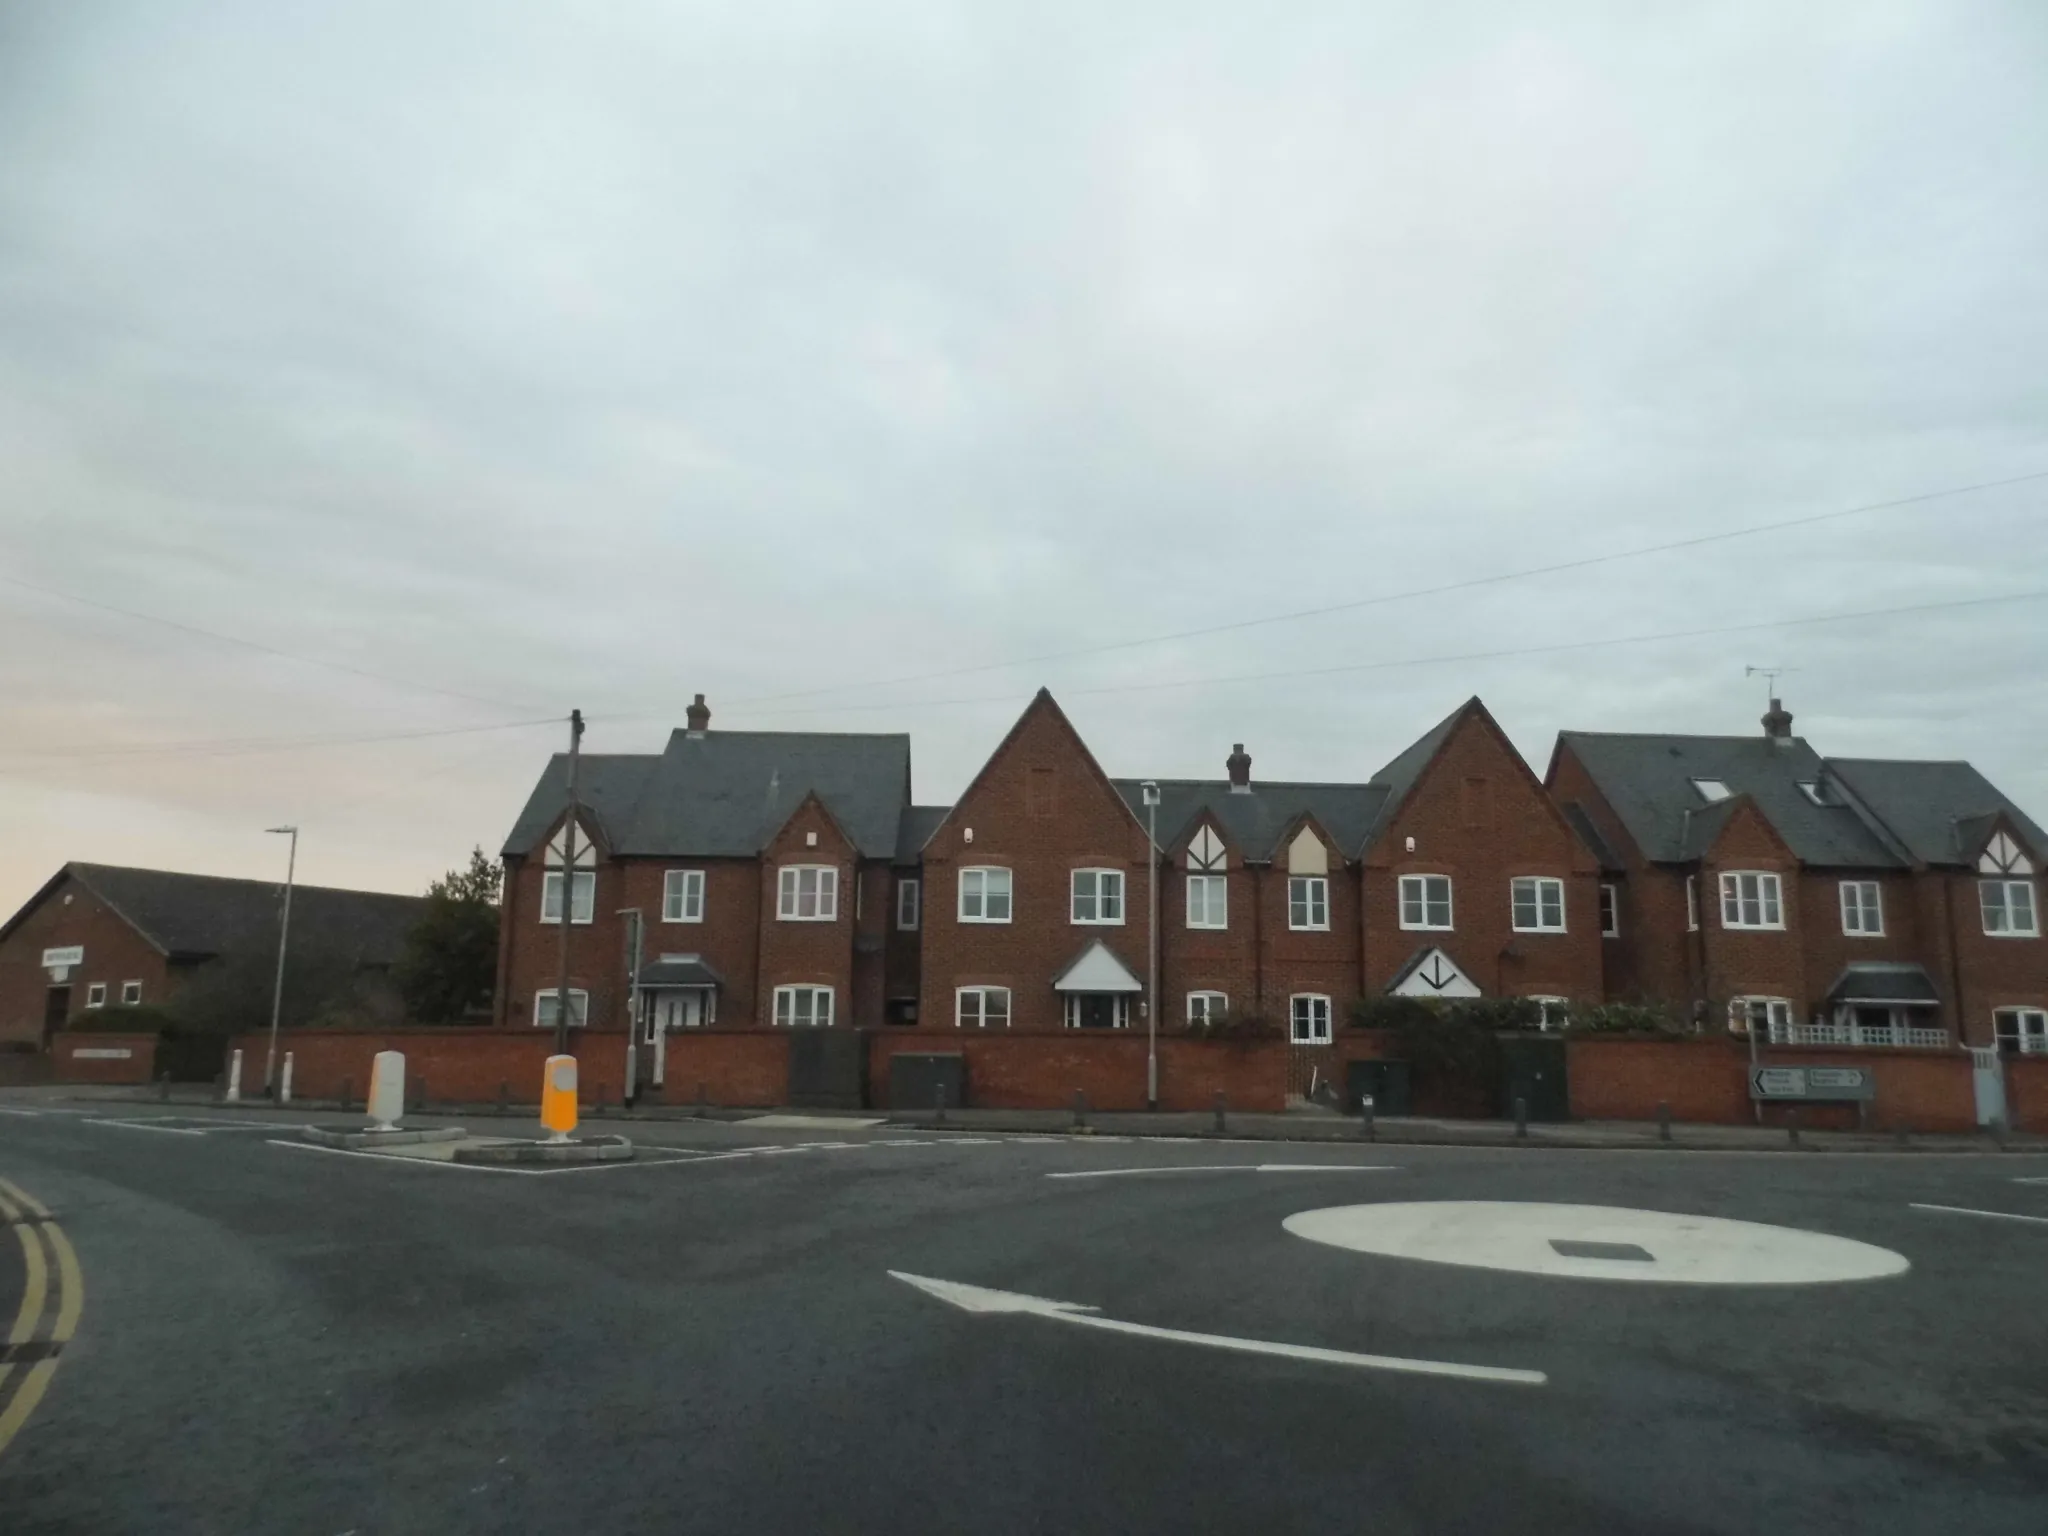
[1052,939,1144,994]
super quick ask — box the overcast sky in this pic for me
[2,1,2044,912]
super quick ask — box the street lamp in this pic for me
[1140,781,1161,1110]
[263,825,298,1098]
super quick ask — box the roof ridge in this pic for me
[69,862,421,901]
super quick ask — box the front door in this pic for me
[1075,995,1120,1030]
[1971,1046,2008,1129]
[43,986,70,1048]
[656,992,705,1032]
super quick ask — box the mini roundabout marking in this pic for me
[1282,1201,1910,1285]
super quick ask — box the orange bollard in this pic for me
[541,1054,579,1142]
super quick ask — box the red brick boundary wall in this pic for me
[867,1033,1286,1113]
[2006,1057,2048,1135]
[51,1031,158,1085]
[1566,1037,1985,1133]
[230,1028,562,1105]
[660,1033,791,1108]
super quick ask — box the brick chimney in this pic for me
[685,693,711,737]
[1226,742,1252,793]
[1761,696,1793,742]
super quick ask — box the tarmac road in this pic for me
[2,1101,2045,1534]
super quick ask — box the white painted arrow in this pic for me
[888,1271,1546,1387]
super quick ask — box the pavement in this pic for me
[31,1082,2048,1154]
[3,1088,2047,1533]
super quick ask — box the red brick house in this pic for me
[0,863,424,1053]
[1548,700,2047,1055]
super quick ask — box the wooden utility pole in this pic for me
[553,709,584,1056]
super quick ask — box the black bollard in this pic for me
[158,1072,171,1102]
[498,1081,510,1116]
[1213,1091,1227,1134]
[339,1075,354,1113]
[1514,1096,1529,1139]
[1359,1094,1376,1141]
[1073,1089,1089,1131]
[934,1081,948,1127]
[1786,1108,1801,1148]
[1656,1101,1672,1143]
[697,1081,709,1119]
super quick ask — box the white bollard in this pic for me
[367,1050,406,1132]
[280,1052,295,1105]
[226,1049,243,1104]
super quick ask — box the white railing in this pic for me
[1768,1021,1949,1049]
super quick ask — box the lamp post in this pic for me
[1140,781,1161,1110]
[263,825,298,1098]
[619,907,644,1105]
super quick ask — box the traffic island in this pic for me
[452,1135,633,1166]
[300,1124,468,1150]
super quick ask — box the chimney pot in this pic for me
[1226,742,1252,793]
[686,693,711,736]
[1762,696,1793,741]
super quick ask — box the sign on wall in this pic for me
[1750,1065,1875,1102]
[42,945,85,968]
[71,1047,133,1061]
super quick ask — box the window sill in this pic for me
[1288,923,1332,933]
[1397,923,1452,933]
[1720,924,1787,933]
[1070,918,1127,927]
[957,916,1013,925]
[1186,922,1229,932]
[775,914,839,923]
[1510,925,1567,935]
[1982,930,2041,940]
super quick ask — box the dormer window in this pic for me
[1691,778,1731,803]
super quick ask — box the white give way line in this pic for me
[1910,1202,2048,1227]
[1047,1164,1399,1180]
[888,1271,1546,1388]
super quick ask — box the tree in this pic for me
[395,847,503,1024]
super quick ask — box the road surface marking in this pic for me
[743,1115,887,1130]
[1047,1164,1397,1180]
[888,1271,1545,1386]
[83,1118,206,1136]
[1910,1202,2048,1226]
[1286,1202,1910,1285]
[2013,1176,2048,1186]
[267,1139,754,1176]
[0,1177,82,1461]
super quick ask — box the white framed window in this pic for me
[1691,778,1731,803]
[955,986,1011,1029]
[1398,874,1452,931]
[662,869,705,923]
[1599,884,1619,938]
[1719,871,1784,930]
[1071,868,1126,925]
[1839,880,1883,937]
[1994,1008,2047,1056]
[959,867,1013,923]
[1186,874,1228,930]
[897,879,920,931]
[84,982,107,1008]
[1289,994,1333,1044]
[1686,875,1699,932]
[540,870,595,925]
[1510,876,1565,933]
[534,988,590,1029]
[772,985,834,1028]
[1187,990,1228,1025]
[1530,996,1570,1031]
[120,980,142,1005]
[1288,875,1330,931]
[1728,996,1793,1037]
[1980,880,2039,936]
[1063,995,1131,1029]
[777,865,839,921]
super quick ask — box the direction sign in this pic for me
[1750,1065,1875,1102]
[41,945,84,968]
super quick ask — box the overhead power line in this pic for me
[716,589,2048,719]
[0,715,565,768]
[0,573,551,714]
[723,467,2048,710]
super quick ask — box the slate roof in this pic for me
[6,863,426,964]
[1559,802,1624,873]
[638,956,723,988]
[1824,759,2048,868]
[502,730,912,861]
[894,806,952,866]
[1825,962,1941,1006]
[1360,698,1474,846]
[1555,733,1902,868]
[1110,780,1390,863]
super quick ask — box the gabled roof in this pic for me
[1052,939,1144,993]
[1824,962,1941,1006]
[1110,780,1389,863]
[931,689,1144,850]
[1361,698,1476,846]
[0,863,425,964]
[894,806,952,866]
[1823,758,2048,868]
[1559,802,1625,873]
[503,730,911,861]
[1554,732,1901,868]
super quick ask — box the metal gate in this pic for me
[1499,1036,1571,1122]
[1970,1046,2007,1129]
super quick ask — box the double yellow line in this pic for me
[0,1176,82,1459]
